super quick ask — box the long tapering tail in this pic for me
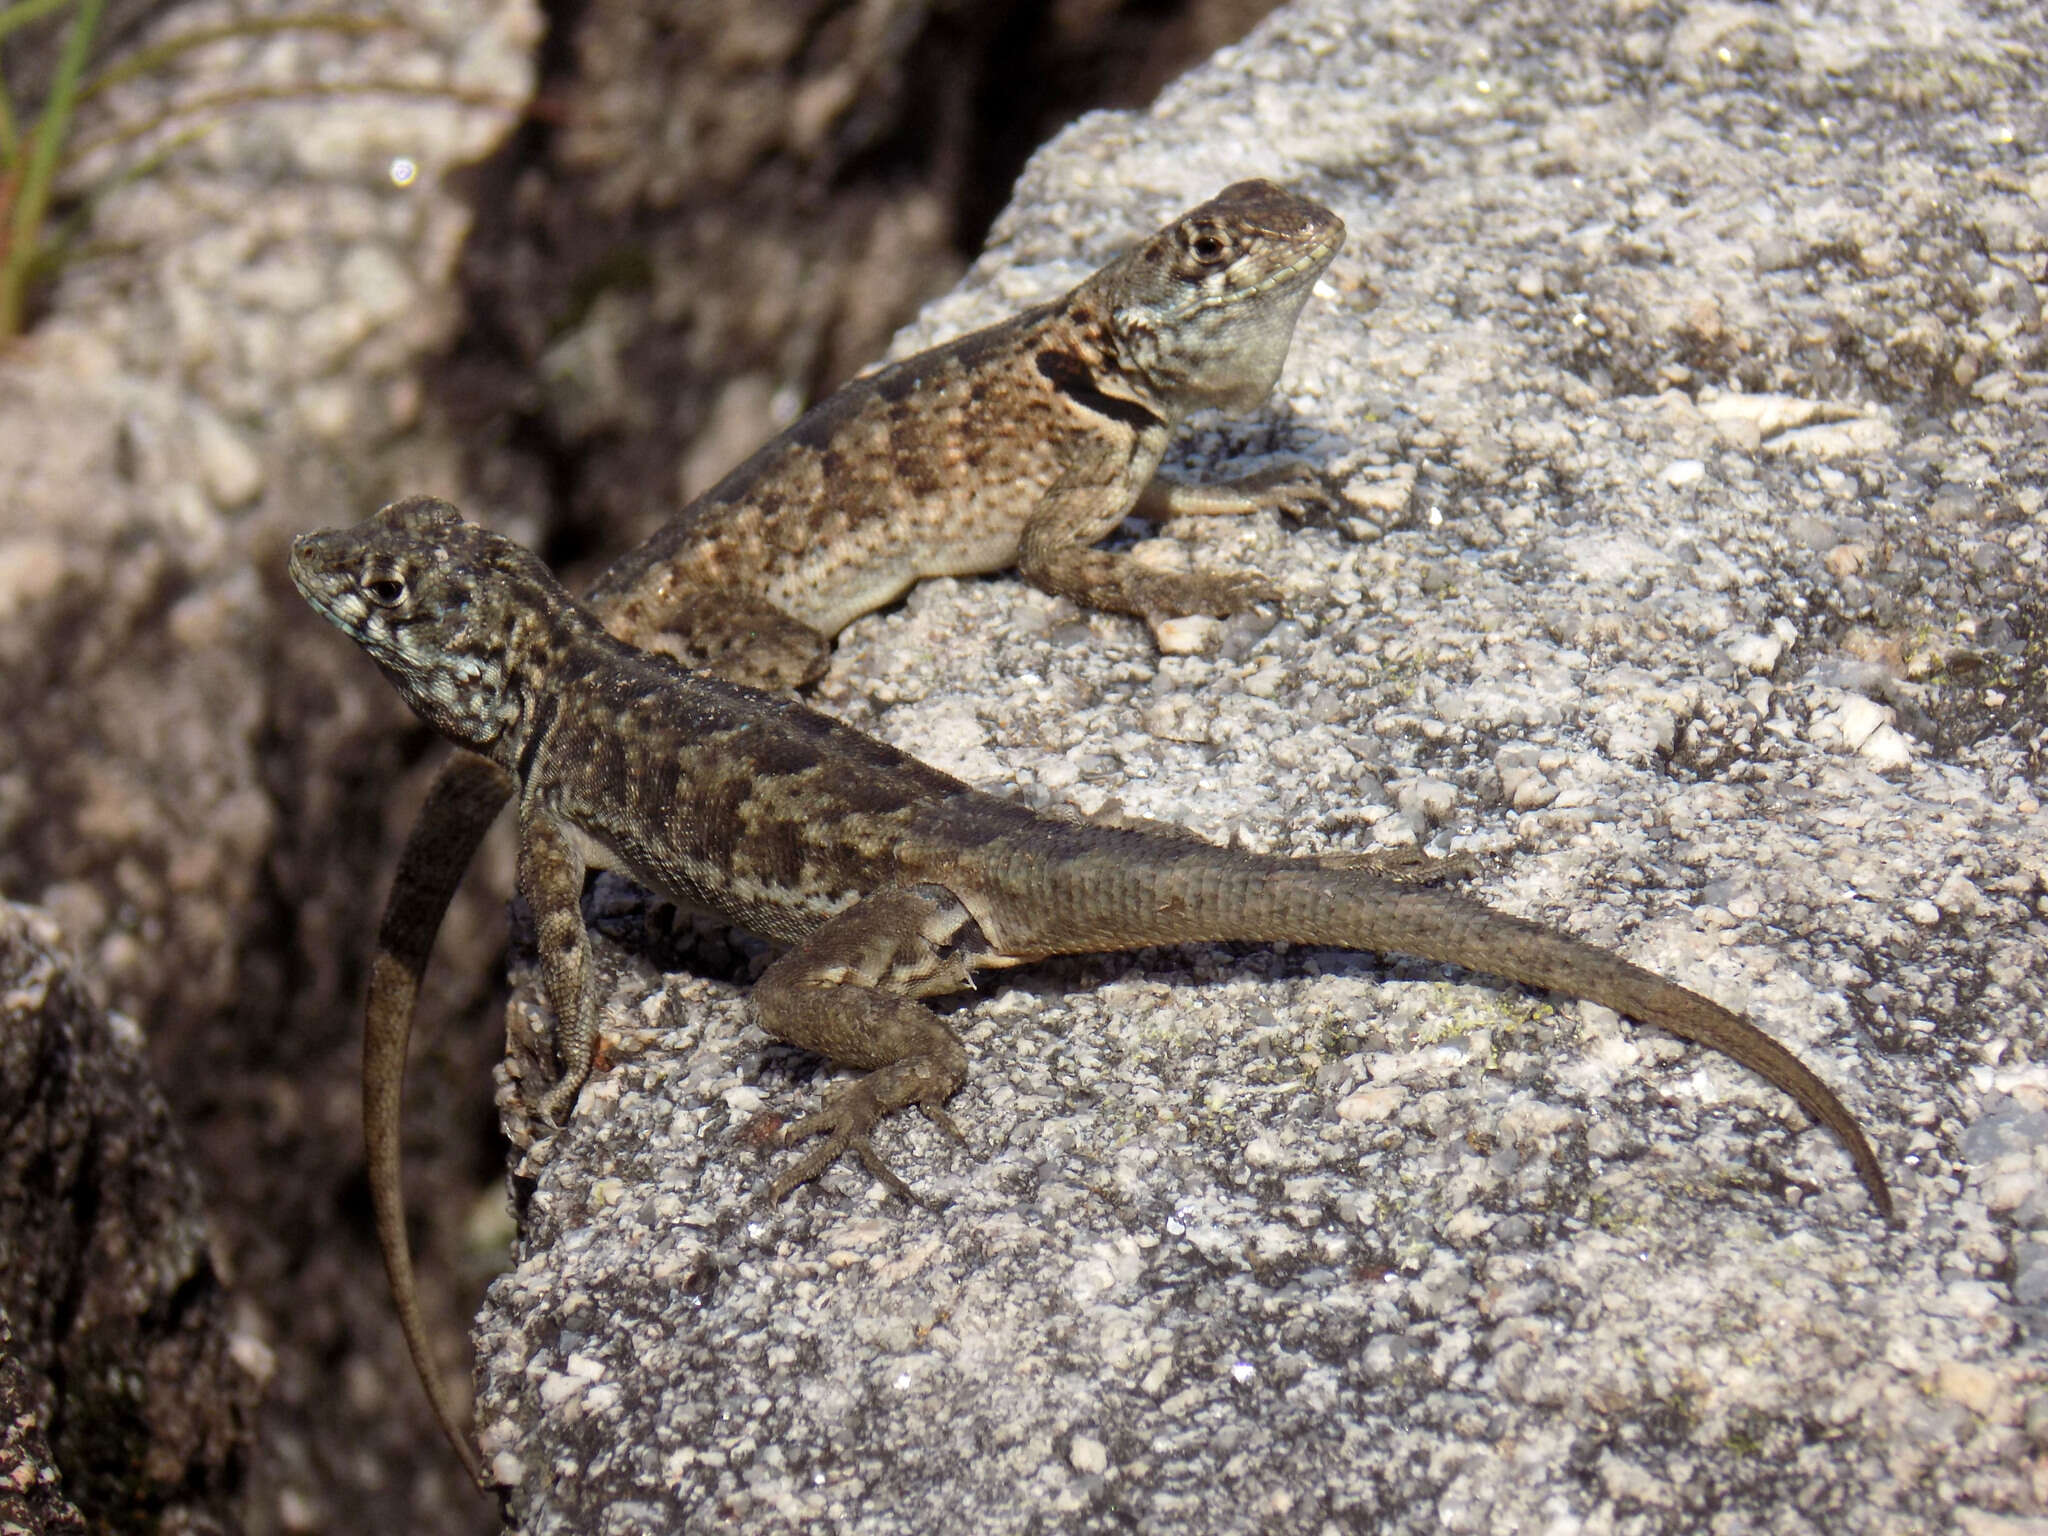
[366,750,513,1490]
[1283,864,1891,1219]
[1008,833,1893,1221]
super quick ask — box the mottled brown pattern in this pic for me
[294,506,1895,1313]
[585,179,1345,649]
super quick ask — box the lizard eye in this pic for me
[1186,226,1232,264]
[363,574,407,606]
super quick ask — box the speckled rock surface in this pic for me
[0,1312,89,1536]
[0,900,254,1532]
[0,0,537,1078]
[8,1,1303,1527]
[471,0,2047,1530]
[0,2,536,1528]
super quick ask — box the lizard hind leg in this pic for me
[753,884,984,1203]
[612,589,831,690]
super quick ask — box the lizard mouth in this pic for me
[287,534,364,631]
[1251,228,1344,291]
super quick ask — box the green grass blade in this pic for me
[3,0,105,336]
[0,0,75,48]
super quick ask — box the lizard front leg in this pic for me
[1137,461,1333,523]
[754,885,985,1203]
[516,810,600,1124]
[1018,464,1279,622]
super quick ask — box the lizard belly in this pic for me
[774,525,1026,638]
[566,811,856,945]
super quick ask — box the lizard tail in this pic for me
[1327,874,1894,1223]
[365,751,513,1491]
[1024,841,1893,1222]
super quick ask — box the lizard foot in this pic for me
[1227,460,1337,523]
[769,1064,964,1205]
[1143,461,1334,523]
[1144,566,1282,620]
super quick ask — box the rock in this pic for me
[1152,613,1223,654]
[2,1,538,1528]
[0,901,253,1531]
[8,0,1297,1525]
[474,0,2048,1530]
[0,1316,89,1536]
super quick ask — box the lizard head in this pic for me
[289,496,567,754]
[1090,179,1345,414]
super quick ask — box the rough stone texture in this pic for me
[3,0,1289,1528]
[0,1314,90,1536]
[0,2,538,1530]
[3,0,539,1093]
[0,900,253,1533]
[474,1,2048,1531]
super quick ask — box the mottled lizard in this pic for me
[297,499,1896,1483]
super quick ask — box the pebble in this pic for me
[189,406,263,509]
[1936,1359,2001,1417]
[1830,695,1892,751]
[1153,615,1221,655]
[1336,1086,1406,1122]
[1396,776,1457,824]
[1070,1435,1108,1475]
[1722,630,1782,674]
[1859,724,1915,770]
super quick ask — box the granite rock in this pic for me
[0,900,254,1532]
[475,0,2048,1531]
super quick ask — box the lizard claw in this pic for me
[1206,569,1284,614]
[771,1079,916,1204]
[919,1102,966,1144]
[768,1074,966,1205]
[1141,566,1281,621]
[1228,460,1337,523]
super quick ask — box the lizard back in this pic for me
[588,179,1343,643]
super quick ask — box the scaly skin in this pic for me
[298,502,1896,1480]
[358,181,1345,1485]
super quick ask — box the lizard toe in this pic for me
[772,1080,919,1203]
[919,1102,967,1143]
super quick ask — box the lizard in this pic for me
[295,499,1897,1478]
[360,179,1346,1484]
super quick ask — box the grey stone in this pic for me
[476,0,2048,1531]
[0,900,253,1531]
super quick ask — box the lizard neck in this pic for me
[1086,265,1321,416]
[470,608,618,773]
[1040,293,1180,430]
[379,568,613,768]
[1071,188,1341,416]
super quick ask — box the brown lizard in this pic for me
[363,180,1344,1483]
[297,499,1896,1479]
